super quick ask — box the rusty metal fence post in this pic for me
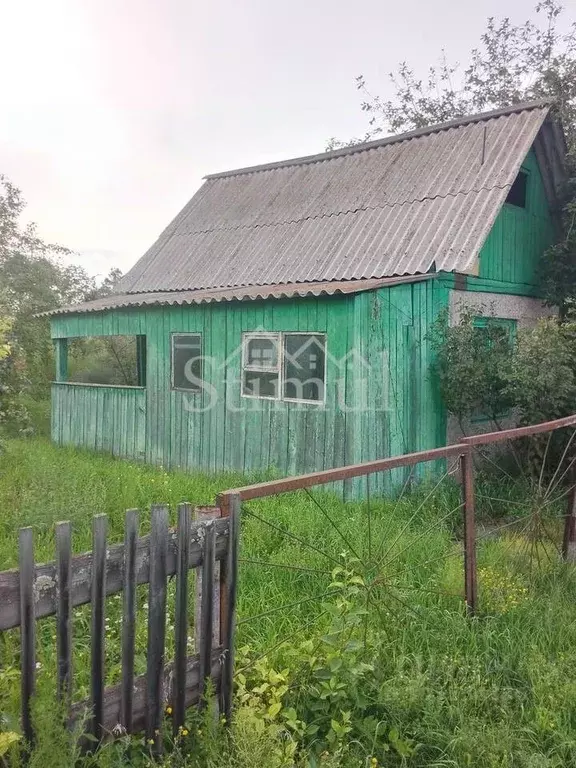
[563,486,576,563]
[460,449,477,614]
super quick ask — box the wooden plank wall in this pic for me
[352,279,448,495]
[478,149,556,288]
[51,383,146,460]
[50,284,448,485]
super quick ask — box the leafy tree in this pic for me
[0,174,124,432]
[537,198,576,318]
[329,1,575,152]
[330,0,576,318]
[508,317,576,424]
[0,175,95,406]
[83,267,124,302]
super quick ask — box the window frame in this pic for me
[241,332,282,401]
[55,334,147,389]
[241,331,327,405]
[171,332,203,393]
[472,316,517,345]
[282,331,327,405]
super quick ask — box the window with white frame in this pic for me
[242,332,326,403]
[171,333,203,391]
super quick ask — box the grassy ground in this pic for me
[1,438,576,767]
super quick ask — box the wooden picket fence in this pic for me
[0,496,240,755]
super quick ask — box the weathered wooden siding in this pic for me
[478,149,556,287]
[50,281,449,481]
[351,279,449,494]
[51,383,146,459]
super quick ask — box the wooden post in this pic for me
[55,521,72,707]
[173,503,191,734]
[460,451,477,614]
[54,338,68,382]
[120,509,139,733]
[219,493,240,723]
[19,527,36,749]
[194,507,220,651]
[146,505,168,754]
[198,522,215,709]
[90,514,108,743]
[563,485,576,562]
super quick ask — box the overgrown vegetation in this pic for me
[431,310,576,430]
[1,439,576,767]
[0,175,123,438]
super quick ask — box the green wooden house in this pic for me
[46,100,566,489]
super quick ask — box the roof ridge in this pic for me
[204,99,553,180]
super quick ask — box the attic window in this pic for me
[505,170,528,208]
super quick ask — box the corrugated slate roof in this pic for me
[115,101,564,297]
[42,275,433,317]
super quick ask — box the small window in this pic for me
[242,334,280,399]
[473,316,517,347]
[505,170,528,208]
[172,333,203,391]
[241,332,326,403]
[283,333,325,402]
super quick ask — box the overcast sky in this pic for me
[0,0,571,281]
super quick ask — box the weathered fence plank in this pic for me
[90,514,108,742]
[195,507,221,651]
[19,527,36,747]
[56,521,72,705]
[198,521,215,709]
[146,506,169,753]
[220,493,240,722]
[120,509,139,732]
[0,518,230,631]
[72,647,223,735]
[173,503,191,734]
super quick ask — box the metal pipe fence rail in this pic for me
[0,500,241,758]
[217,413,576,616]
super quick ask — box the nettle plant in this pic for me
[236,560,416,764]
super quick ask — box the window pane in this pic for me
[283,334,325,402]
[243,370,279,398]
[173,334,202,390]
[246,336,279,368]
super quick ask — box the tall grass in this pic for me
[1,438,576,766]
